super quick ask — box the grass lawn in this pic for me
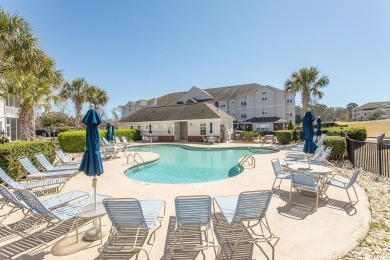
[337,119,390,138]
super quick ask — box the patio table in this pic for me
[261,135,277,144]
[288,163,333,196]
[76,202,108,244]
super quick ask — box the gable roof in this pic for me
[243,117,283,123]
[127,83,285,107]
[120,102,234,122]
[358,101,390,111]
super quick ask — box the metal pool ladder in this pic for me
[126,153,145,166]
[239,155,256,168]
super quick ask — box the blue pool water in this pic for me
[124,145,275,184]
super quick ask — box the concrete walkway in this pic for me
[0,143,370,259]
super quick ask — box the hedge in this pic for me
[322,126,367,141]
[323,136,346,160]
[0,141,56,179]
[58,129,140,152]
[240,131,259,142]
[275,130,293,145]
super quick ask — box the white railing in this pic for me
[5,106,19,117]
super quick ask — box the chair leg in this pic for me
[289,184,293,203]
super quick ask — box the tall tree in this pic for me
[346,103,358,120]
[86,85,109,115]
[284,67,329,112]
[59,78,90,129]
[0,10,63,140]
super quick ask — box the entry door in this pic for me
[180,122,188,140]
[174,122,180,141]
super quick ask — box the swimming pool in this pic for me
[124,145,276,184]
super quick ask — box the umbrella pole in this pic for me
[92,176,97,209]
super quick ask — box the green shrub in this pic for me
[344,126,367,141]
[58,129,140,152]
[322,126,367,141]
[287,120,294,130]
[240,131,259,142]
[275,130,293,145]
[0,141,56,179]
[58,131,86,153]
[323,136,346,160]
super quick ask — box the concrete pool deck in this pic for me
[0,142,371,259]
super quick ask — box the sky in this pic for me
[2,0,390,117]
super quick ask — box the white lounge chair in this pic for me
[213,190,279,259]
[18,157,76,180]
[15,189,104,245]
[0,167,66,195]
[35,153,79,172]
[171,195,220,258]
[0,184,87,233]
[54,149,80,166]
[99,198,166,259]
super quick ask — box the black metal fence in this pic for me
[346,137,390,178]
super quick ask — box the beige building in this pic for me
[121,83,295,131]
[0,95,20,141]
[352,101,390,121]
[119,102,235,142]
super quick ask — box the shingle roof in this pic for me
[132,83,284,107]
[120,102,234,122]
[243,117,282,123]
[358,101,390,111]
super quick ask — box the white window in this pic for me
[261,92,268,101]
[232,112,236,116]
[287,109,293,117]
[240,98,247,106]
[262,109,268,115]
[128,105,132,111]
[287,96,293,104]
[200,123,206,135]
[220,102,226,108]
[240,113,247,119]
[256,124,270,131]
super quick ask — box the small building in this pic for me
[118,102,235,142]
[352,101,390,120]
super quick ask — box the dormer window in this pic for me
[287,96,293,104]
[240,98,247,106]
[262,92,268,101]
[128,105,132,111]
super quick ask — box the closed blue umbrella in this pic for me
[210,122,213,134]
[105,122,112,141]
[302,111,317,155]
[316,117,322,137]
[111,124,115,139]
[79,104,103,209]
[149,124,152,134]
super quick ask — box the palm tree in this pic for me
[0,10,63,140]
[284,67,329,112]
[86,85,109,115]
[59,78,90,129]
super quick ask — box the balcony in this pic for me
[5,106,19,118]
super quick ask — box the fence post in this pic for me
[377,133,385,177]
